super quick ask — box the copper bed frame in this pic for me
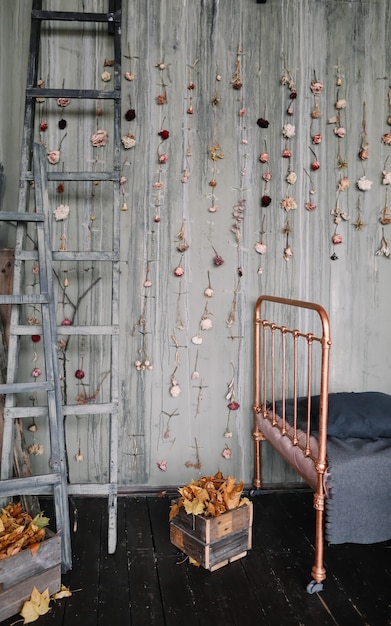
[252,295,331,593]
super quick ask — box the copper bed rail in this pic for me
[252,295,331,591]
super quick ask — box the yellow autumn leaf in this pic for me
[0,517,4,533]
[20,586,51,623]
[52,584,72,600]
[183,498,205,516]
[189,555,200,567]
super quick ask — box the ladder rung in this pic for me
[57,325,119,336]
[27,88,119,100]
[32,10,121,23]
[4,406,48,419]
[0,294,49,305]
[0,474,61,498]
[0,381,54,395]
[0,211,45,222]
[67,483,114,495]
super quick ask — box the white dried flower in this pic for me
[382,171,391,185]
[334,127,346,138]
[28,443,44,455]
[122,133,136,149]
[191,371,200,380]
[169,383,181,397]
[335,98,347,110]
[125,72,135,81]
[375,236,391,257]
[75,452,84,462]
[338,177,350,191]
[191,335,203,345]
[101,70,111,82]
[283,246,293,261]
[254,242,267,255]
[286,170,297,185]
[200,317,213,331]
[204,287,214,297]
[283,123,296,139]
[328,116,339,124]
[91,129,108,147]
[357,175,373,191]
[53,204,70,221]
[281,196,297,211]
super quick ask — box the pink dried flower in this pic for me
[312,134,322,144]
[156,460,167,472]
[305,201,317,212]
[32,367,42,377]
[39,121,48,131]
[332,233,343,245]
[262,171,272,182]
[239,108,246,117]
[227,401,240,410]
[221,445,232,460]
[213,253,224,266]
[381,133,391,146]
[61,317,72,326]
[358,149,369,160]
[174,265,184,277]
[282,148,292,159]
[47,150,60,165]
[334,127,346,138]
[91,129,108,147]
[259,152,269,163]
[56,97,71,107]
[310,80,324,94]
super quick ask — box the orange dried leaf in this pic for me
[29,542,42,557]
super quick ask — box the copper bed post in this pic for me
[253,295,331,588]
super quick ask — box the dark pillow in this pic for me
[272,392,391,438]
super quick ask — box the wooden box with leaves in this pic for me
[169,472,253,571]
[0,503,61,622]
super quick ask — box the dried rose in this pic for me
[153,181,164,190]
[221,446,232,460]
[91,129,108,147]
[157,460,167,472]
[289,91,297,100]
[75,369,85,380]
[283,245,293,260]
[75,452,84,462]
[31,335,41,342]
[381,133,391,146]
[209,179,217,188]
[174,265,184,277]
[282,148,292,159]
[28,443,44,455]
[191,335,203,345]
[254,242,267,254]
[312,134,322,144]
[332,233,343,245]
[239,108,246,117]
[262,171,272,182]
[40,121,48,131]
[259,152,269,163]
[58,119,67,130]
[311,160,320,171]
[158,129,170,140]
[310,80,324,94]
[47,150,60,165]
[169,383,181,398]
[121,133,136,149]
[257,117,269,128]
[208,205,218,213]
[261,195,272,207]
[286,171,297,185]
[334,127,346,138]
[125,108,136,121]
[286,103,294,116]
[61,317,71,326]
[358,149,369,160]
[32,367,42,377]
[159,153,168,164]
[56,97,71,107]
[227,401,240,410]
[305,202,317,212]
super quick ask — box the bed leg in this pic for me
[307,491,326,594]
[252,425,265,489]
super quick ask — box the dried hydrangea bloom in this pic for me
[122,133,136,149]
[281,196,297,211]
[338,177,350,191]
[357,175,373,191]
[53,204,70,221]
[47,150,60,164]
[335,98,347,110]
[91,129,108,147]
[283,123,296,139]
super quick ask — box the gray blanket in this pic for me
[325,436,391,544]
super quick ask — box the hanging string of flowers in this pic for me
[328,59,350,259]
[305,70,323,212]
[375,89,391,256]
[280,56,297,261]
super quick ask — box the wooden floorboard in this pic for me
[1,490,391,625]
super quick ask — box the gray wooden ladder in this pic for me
[0,144,72,572]
[0,0,122,568]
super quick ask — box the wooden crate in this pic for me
[170,501,252,571]
[0,531,61,622]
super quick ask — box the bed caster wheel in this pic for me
[306,580,323,594]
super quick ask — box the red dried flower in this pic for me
[188,82,195,90]
[257,117,269,128]
[39,122,48,132]
[125,108,136,121]
[31,335,41,342]
[282,148,292,159]
[158,129,170,140]
[75,369,85,380]
[227,401,240,410]
[311,160,320,171]
[261,195,272,207]
[58,119,67,130]
[213,254,224,266]
[289,91,297,99]
[61,318,71,326]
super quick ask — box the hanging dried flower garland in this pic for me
[375,90,391,257]
[328,60,350,259]
[181,57,199,184]
[280,57,298,261]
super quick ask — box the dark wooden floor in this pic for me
[2,490,391,625]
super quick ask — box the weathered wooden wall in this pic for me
[0,0,390,488]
